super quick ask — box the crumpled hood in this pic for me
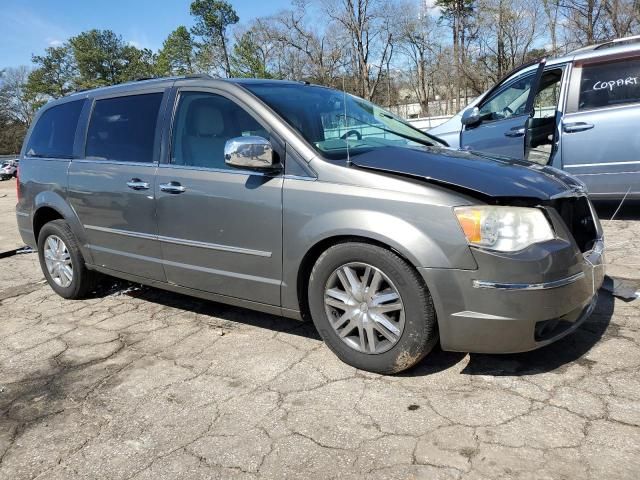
[351,146,584,200]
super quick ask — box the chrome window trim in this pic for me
[283,174,317,181]
[72,158,158,167]
[87,244,279,285]
[84,225,272,257]
[157,163,281,178]
[565,160,640,168]
[472,271,585,290]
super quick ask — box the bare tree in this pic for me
[559,0,608,46]
[475,0,544,80]
[322,0,396,100]
[398,3,441,115]
[603,0,640,38]
[263,5,346,85]
[0,67,36,125]
[542,0,562,54]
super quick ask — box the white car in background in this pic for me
[0,160,18,180]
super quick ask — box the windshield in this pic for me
[242,83,443,161]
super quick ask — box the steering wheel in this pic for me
[341,129,362,140]
[502,106,514,118]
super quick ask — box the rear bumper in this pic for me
[16,210,36,249]
[420,239,605,353]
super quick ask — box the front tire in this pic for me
[308,242,437,374]
[38,220,96,299]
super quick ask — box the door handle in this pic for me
[563,122,594,133]
[504,127,525,137]
[126,179,150,190]
[159,181,186,194]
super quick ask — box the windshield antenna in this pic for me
[342,75,351,166]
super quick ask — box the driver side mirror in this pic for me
[224,136,280,170]
[461,106,481,127]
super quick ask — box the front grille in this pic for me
[551,196,598,252]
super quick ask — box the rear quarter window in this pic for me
[579,58,640,110]
[25,100,84,158]
[85,92,163,163]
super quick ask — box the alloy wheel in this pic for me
[324,262,405,354]
[43,235,73,288]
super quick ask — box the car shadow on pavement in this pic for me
[93,279,615,378]
[92,278,323,339]
[91,279,469,375]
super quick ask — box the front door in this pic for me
[68,91,167,281]
[461,62,545,159]
[561,55,640,198]
[155,89,283,305]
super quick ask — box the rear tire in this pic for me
[38,220,97,299]
[308,242,438,374]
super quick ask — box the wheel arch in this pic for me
[295,234,428,321]
[32,191,94,264]
[33,206,64,242]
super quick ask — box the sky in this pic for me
[0,0,295,69]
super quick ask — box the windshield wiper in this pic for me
[336,114,435,148]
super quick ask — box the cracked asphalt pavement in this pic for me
[1,178,639,479]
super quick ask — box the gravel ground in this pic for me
[1,177,639,479]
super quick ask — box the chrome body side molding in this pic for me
[84,224,272,257]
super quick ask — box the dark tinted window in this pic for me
[86,93,163,163]
[579,58,640,110]
[25,100,83,158]
[171,92,268,169]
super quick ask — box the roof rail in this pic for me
[570,34,640,54]
[594,34,640,50]
[183,73,214,79]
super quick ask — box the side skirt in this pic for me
[87,264,303,321]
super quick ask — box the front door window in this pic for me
[171,91,270,170]
[478,74,535,123]
[526,69,563,165]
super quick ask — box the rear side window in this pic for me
[25,100,83,158]
[579,58,640,110]
[86,93,163,163]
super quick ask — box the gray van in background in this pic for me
[15,76,604,374]
[430,35,640,200]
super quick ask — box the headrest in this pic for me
[191,101,224,136]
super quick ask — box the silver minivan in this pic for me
[430,35,640,200]
[16,76,604,373]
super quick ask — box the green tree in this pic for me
[157,26,195,76]
[68,29,155,88]
[190,0,239,77]
[230,30,272,78]
[25,46,76,100]
[121,45,157,80]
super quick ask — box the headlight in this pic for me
[454,206,554,252]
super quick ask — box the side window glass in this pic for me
[86,93,163,163]
[479,74,534,122]
[25,100,84,158]
[171,92,268,170]
[532,69,563,119]
[579,58,640,110]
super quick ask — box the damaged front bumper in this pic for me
[420,238,605,354]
